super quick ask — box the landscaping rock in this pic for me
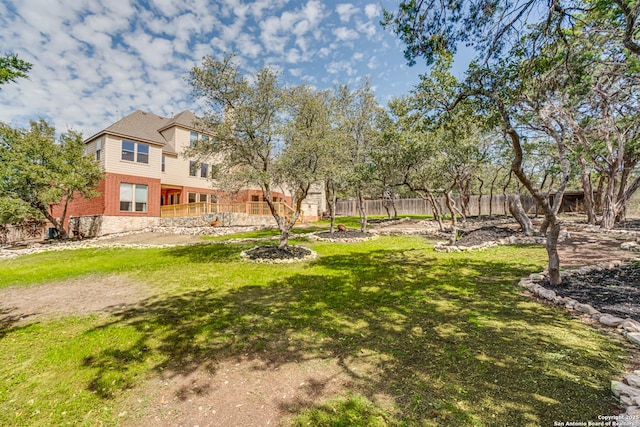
[612,380,640,404]
[620,319,640,333]
[564,298,578,309]
[599,314,626,327]
[627,406,640,416]
[627,333,640,346]
[573,302,600,315]
[627,374,640,388]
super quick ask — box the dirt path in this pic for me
[556,227,636,267]
[0,275,149,325]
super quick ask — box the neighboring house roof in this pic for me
[85,109,204,155]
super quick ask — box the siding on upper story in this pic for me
[103,134,163,180]
[161,127,218,189]
[85,136,106,169]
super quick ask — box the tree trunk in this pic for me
[477,177,484,217]
[601,171,618,229]
[508,193,533,235]
[579,159,596,225]
[488,168,502,219]
[491,94,564,285]
[325,179,337,234]
[594,174,605,213]
[329,193,337,234]
[443,191,458,244]
[38,203,68,239]
[390,196,398,219]
[382,200,391,219]
[424,190,444,231]
[278,224,290,249]
[546,219,562,286]
[357,187,367,232]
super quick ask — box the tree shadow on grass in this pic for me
[84,246,628,425]
[0,307,36,339]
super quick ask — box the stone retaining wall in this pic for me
[159,213,277,228]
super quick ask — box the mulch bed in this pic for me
[542,262,640,322]
[454,226,521,247]
[314,230,373,239]
[241,245,313,261]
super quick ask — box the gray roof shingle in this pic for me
[87,109,202,155]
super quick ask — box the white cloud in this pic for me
[326,60,356,76]
[336,3,358,23]
[0,0,426,137]
[235,33,261,58]
[317,47,331,57]
[364,4,380,19]
[356,20,378,39]
[333,27,359,41]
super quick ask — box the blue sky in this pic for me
[0,0,444,138]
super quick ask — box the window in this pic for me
[137,143,149,164]
[161,155,166,172]
[121,140,149,164]
[251,195,260,202]
[200,163,208,178]
[120,183,148,212]
[199,194,207,203]
[122,140,135,162]
[188,192,197,203]
[96,138,102,161]
[190,132,211,148]
[189,161,198,176]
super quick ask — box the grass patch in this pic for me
[201,226,324,241]
[313,215,433,230]
[0,236,630,426]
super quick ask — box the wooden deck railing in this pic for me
[160,202,302,222]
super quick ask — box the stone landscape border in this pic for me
[519,261,640,420]
[239,245,318,264]
[434,235,548,252]
[308,232,379,243]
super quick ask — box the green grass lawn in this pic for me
[0,234,630,426]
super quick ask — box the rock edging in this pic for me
[239,245,318,264]
[308,233,379,243]
[519,260,640,421]
[434,235,548,253]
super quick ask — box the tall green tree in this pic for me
[0,120,103,238]
[333,80,382,232]
[0,53,32,87]
[383,0,639,285]
[276,85,334,245]
[188,54,331,248]
[382,0,639,65]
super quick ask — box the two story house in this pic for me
[54,109,322,236]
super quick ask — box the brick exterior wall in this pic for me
[49,180,106,230]
[103,173,162,217]
[50,172,162,231]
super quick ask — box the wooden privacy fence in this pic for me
[335,195,539,217]
[0,221,46,245]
